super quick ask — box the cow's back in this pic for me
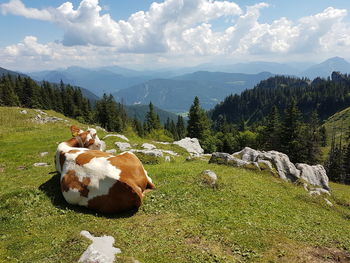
[59,150,152,213]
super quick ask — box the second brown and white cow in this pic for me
[55,125,155,214]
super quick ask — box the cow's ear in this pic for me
[70,125,81,137]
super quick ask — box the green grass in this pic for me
[1,107,350,263]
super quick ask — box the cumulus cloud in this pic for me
[1,0,350,69]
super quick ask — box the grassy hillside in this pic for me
[323,106,350,144]
[0,107,350,263]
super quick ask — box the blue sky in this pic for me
[0,0,349,71]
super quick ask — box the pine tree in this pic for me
[280,100,304,163]
[319,126,327,147]
[0,75,19,106]
[133,117,144,137]
[304,111,322,164]
[263,106,281,151]
[176,115,186,139]
[187,96,210,140]
[145,102,161,132]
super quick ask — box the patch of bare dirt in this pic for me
[297,247,350,263]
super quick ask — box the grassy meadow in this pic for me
[0,107,350,263]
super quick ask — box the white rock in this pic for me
[95,126,107,132]
[40,152,49,157]
[79,230,121,263]
[235,147,301,182]
[201,170,218,187]
[309,190,321,196]
[115,142,131,151]
[309,188,331,196]
[173,137,204,156]
[160,150,178,156]
[141,143,156,150]
[153,141,170,145]
[33,162,49,167]
[20,110,27,114]
[296,163,329,190]
[165,156,171,162]
[130,149,163,157]
[210,147,330,190]
[106,149,117,154]
[35,109,47,115]
[103,134,129,141]
[324,198,333,207]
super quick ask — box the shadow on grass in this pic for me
[39,171,138,219]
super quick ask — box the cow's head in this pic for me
[70,125,106,151]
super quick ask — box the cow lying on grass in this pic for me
[55,125,155,213]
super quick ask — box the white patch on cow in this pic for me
[62,188,81,204]
[61,155,121,206]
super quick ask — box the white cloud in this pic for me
[0,0,350,70]
[0,0,52,20]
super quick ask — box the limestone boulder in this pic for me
[209,147,330,190]
[233,147,300,182]
[141,143,156,150]
[130,149,163,157]
[173,137,204,156]
[115,142,131,151]
[296,163,329,190]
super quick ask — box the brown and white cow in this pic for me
[55,125,155,213]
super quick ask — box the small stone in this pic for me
[20,110,27,114]
[141,143,156,150]
[33,162,49,167]
[324,198,333,207]
[201,170,217,187]
[130,149,163,157]
[309,190,321,196]
[40,152,49,157]
[115,142,131,151]
[106,149,117,154]
[0,168,4,173]
[17,166,27,170]
[160,150,178,156]
[165,156,171,162]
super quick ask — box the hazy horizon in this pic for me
[1,0,350,71]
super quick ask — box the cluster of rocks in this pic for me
[30,109,67,124]
[111,141,178,161]
[210,147,330,191]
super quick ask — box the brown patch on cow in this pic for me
[59,151,66,170]
[84,139,95,148]
[61,170,91,197]
[75,150,111,166]
[87,180,142,213]
[68,149,80,154]
[108,152,155,193]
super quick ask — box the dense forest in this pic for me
[211,72,350,125]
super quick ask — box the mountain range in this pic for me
[113,72,273,112]
[3,56,349,113]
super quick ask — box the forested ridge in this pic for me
[211,71,350,124]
